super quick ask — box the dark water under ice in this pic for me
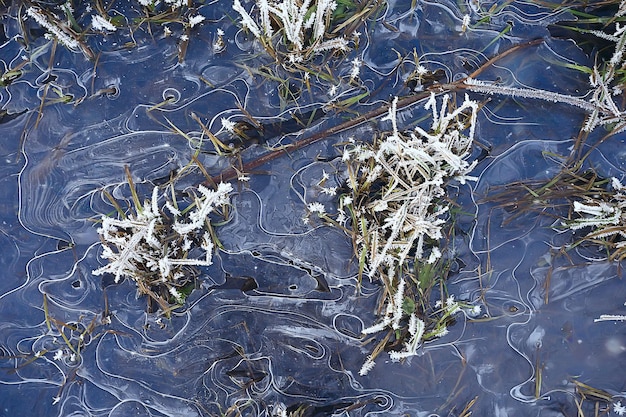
[0,1,625,416]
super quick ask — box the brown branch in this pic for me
[209,90,435,183]
[209,38,546,185]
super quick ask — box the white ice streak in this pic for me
[595,314,626,322]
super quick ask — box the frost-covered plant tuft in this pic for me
[93,180,233,313]
[340,93,479,373]
[343,93,478,278]
[232,0,350,63]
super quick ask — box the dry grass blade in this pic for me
[458,396,478,417]
[573,379,613,403]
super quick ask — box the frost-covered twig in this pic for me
[27,7,79,50]
[463,78,598,114]
[463,2,626,132]
[594,314,626,322]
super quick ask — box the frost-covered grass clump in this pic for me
[334,93,480,373]
[93,177,232,314]
[233,0,356,64]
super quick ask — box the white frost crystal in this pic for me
[173,183,233,235]
[91,15,117,32]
